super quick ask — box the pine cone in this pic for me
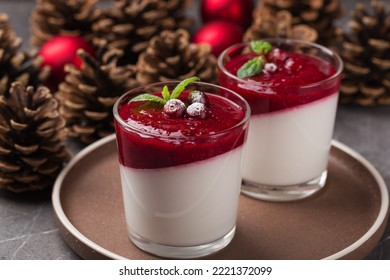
[92,0,179,65]
[57,39,139,144]
[244,7,318,43]
[260,0,343,45]
[30,0,101,47]
[0,82,69,192]
[136,29,218,85]
[0,13,49,97]
[338,0,390,106]
[163,0,193,30]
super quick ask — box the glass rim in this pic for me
[113,81,251,140]
[217,38,344,90]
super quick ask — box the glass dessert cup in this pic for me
[113,81,250,259]
[218,38,343,202]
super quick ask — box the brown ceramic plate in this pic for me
[52,134,389,260]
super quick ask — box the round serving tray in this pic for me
[52,134,389,259]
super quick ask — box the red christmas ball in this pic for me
[39,35,95,88]
[192,21,244,57]
[201,0,254,28]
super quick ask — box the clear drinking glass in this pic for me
[113,81,250,258]
[218,38,343,201]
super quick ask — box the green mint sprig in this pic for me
[251,40,272,54]
[129,76,200,105]
[237,40,273,79]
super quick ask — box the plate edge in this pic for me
[322,140,389,260]
[52,137,390,260]
[52,134,127,260]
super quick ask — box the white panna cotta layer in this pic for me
[120,146,243,247]
[243,93,338,186]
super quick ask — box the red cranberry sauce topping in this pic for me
[219,49,340,115]
[115,91,246,169]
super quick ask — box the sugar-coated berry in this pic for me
[163,99,186,118]
[284,57,303,73]
[263,62,278,74]
[188,90,210,107]
[186,102,208,119]
[268,48,287,63]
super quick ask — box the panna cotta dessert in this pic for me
[218,39,343,201]
[113,78,250,258]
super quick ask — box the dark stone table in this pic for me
[0,0,389,260]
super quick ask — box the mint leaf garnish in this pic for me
[129,93,166,105]
[171,77,200,100]
[161,85,170,101]
[237,57,264,79]
[128,76,200,106]
[251,40,272,55]
[237,40,273,79]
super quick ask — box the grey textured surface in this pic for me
[0,0,389,260]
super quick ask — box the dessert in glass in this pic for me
[113,78,250,258]
[218,39,343,201]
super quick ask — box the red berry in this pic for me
[188,90,210,107]
[163,99,186,118]
[186,103,208,119]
